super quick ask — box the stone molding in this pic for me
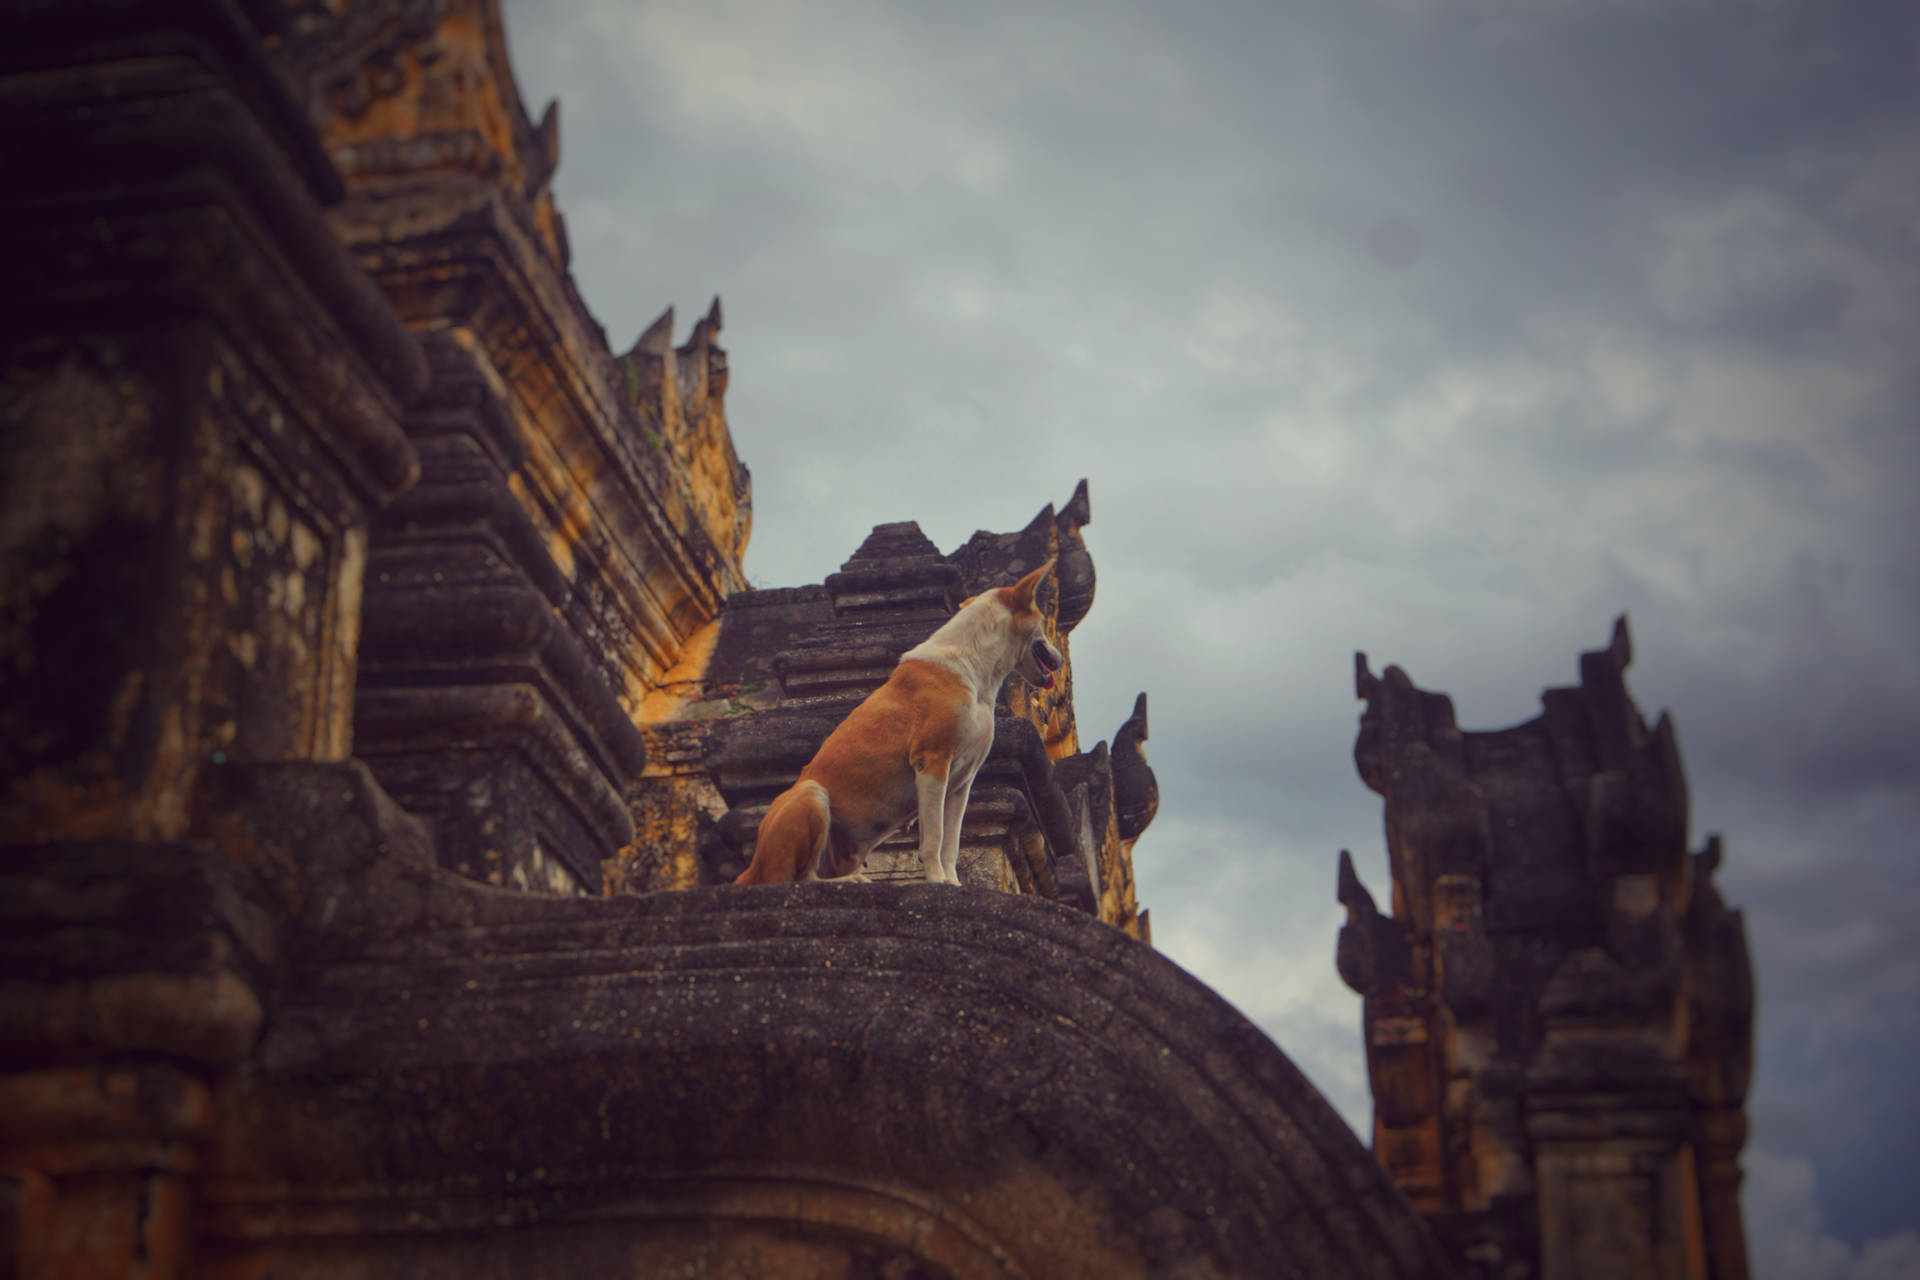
[191,831,1453,1280]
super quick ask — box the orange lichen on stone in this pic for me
[282,0,753,760]
[303,0,571,264]
[638,617,724,724]
[0,1066,214,1280]
[617,300,754,582]
[1085,766,1141,936]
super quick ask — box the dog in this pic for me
[734,559,1063,886]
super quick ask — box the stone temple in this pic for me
[1337,624,1753,1279]
[0,2,1749,1277]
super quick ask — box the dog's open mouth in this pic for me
[1031,640,1060,689]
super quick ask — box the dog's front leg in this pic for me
[915,768,952,884]
[939,771,975,885]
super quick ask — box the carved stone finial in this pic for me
[1058,478,1091,532]
[685,295,722,347]
[530,98,561,197]
[1021,502,1059,540]
[678,297,727,399]
[633,306,675,358]
[1579,612,1636,695]
[1337,848,1374,917]
[1352,654,1439,798]
[1112,692,1157,842]
[1050,481,1096,633]
[1335,850,1410,997]
[947,481,1095,622]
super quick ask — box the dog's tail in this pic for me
[734,779,831,885]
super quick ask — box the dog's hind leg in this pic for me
[736,780,830,885]
[914,766,954,884]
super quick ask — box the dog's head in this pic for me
[1001,558,1064,690]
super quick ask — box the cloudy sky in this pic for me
[500,2,1918,1275]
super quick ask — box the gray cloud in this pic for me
[505,0,1920,1259]
[1746,1147,1920,1280]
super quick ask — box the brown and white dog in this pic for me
[734,559,1063,886]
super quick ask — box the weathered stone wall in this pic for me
[1337,619,1753,1280]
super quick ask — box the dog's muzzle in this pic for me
[1030,639,1061,690]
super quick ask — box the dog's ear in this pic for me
[1006,558,1056,612]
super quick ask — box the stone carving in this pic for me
[1338,618,1754,1280]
